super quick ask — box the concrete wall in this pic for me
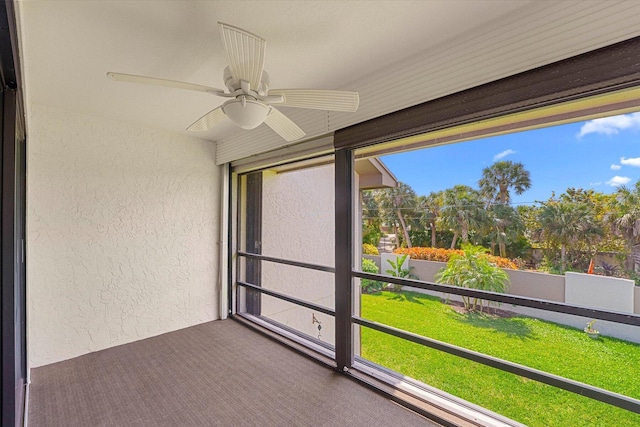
[506,269,565,302]
[261,166,335,345]
[565,272,635,313]
[362,256,640,342]
[27,105,220,367]
[380,253,410,276]
[369,256,566,303]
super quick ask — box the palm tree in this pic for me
[479,160,531,205]
[538,200,602,271]
[610,181,640,268]
[486,204,523,257]
[440,185,485,248]
[421,191,443,247]
[375,182,417,248]
[361,190,382,246]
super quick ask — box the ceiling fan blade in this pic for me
[268,89,359,112]
[107,72,224,95]
[264,107,305,142]
[187,106,227,132]
[218,22,265,91]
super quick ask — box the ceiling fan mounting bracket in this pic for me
[223,66,270,96]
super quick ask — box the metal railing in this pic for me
[352,270,640,413]
[237,251,336,273]
[234,250,640,413]
[237,281,334,316]
[354,271,640,326]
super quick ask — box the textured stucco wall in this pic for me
[27,105,220,367]
[261,166,335,345]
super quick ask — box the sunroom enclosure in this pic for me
[6,3,640,425]
[230,37,640,426]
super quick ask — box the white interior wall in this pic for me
[27,105,221,367]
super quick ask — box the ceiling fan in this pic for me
[107,22,359,142]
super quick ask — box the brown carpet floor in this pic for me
[28,319,439,427]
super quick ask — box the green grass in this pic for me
[361,291,640,427]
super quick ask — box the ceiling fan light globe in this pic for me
[222,98,270,129]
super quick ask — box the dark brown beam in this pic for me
[334,36,640,150]
[335,149,354,371]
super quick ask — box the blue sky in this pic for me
[380,112,640,206]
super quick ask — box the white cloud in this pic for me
[610,164,621,170]
[620,157,640,167]
[493,149,515,161]
[606,176,631,187]
[577,112,640,137]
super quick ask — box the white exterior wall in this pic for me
[380,253,410,277]
[261,166,335,345]
[565,272,635,314]
[366,256,640,343]
[27,105,220,367]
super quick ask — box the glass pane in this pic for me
[261,263,334,309]
[236,161,335,346]
[362,287,640,395]
[262,165,334,267]
[353,111,640,425]
[360,329,640,427]
[237,290,335,348]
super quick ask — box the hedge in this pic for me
[394,247,517,270]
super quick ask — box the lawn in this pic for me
[360,290,640,427]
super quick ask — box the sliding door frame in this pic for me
[0,1,26,426]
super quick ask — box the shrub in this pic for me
[385,254,416,292]
[394,246,517,269]
[628,270,640,287]
[362,243,379,255]
[435,244,510,312]
[394,247,463,262]
[485,254,518,270]
[595,262,619,277]
[362,224,383,247]
[361,258,384,293]
[512,257,527,270]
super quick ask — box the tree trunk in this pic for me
[626,242,635,271]
[396,209,412,248]
[499,241,507,258]
[430,222,437,247]
[393,224,398,249]
[499,185,508,204]
[490,241,496,255]
[561,244,567,271]
[497,224,507,257]
[450,233,458,249]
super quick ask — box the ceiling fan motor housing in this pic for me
[223,66,269,96]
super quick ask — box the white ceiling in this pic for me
[16,1,530,140]
[15,1,640,162]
